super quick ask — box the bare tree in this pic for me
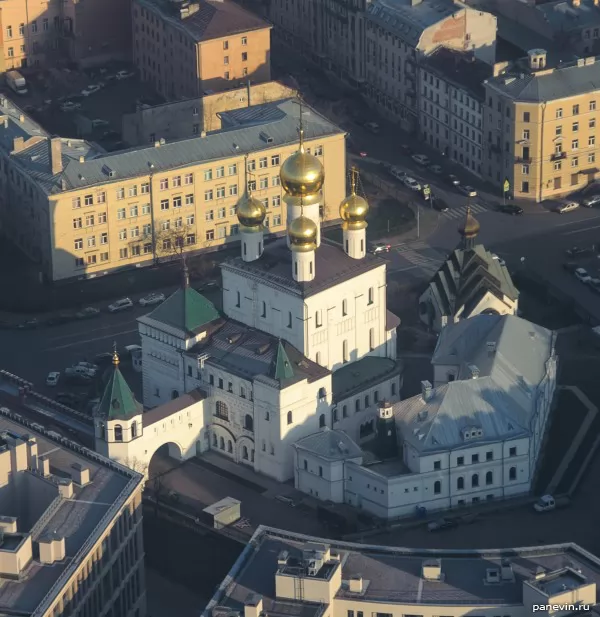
[122,456,149,477]
[153,223,197,263]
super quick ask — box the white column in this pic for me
[240,227,264,262]
[285,193,322,247]
[292,249,316,282]
[343,226,367,259]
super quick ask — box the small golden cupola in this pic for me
[458,206,480,250]
[237,156,267,262]
[280,134,325,197]
[340,167,370,260]
[288,215,318,252]
[236,192,266,229]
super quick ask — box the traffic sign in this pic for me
[423,185,431,196]
[503,179,510,193]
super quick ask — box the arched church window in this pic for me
[227,440,233,453]
[244,414,253,432]
[114,424,123,442]
[212,433,217,447]
[131,423,137,438]
[242,446,249,460]
[219,436,225,450]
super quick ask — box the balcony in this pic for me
[551,152,567,161]
[515,157,532,164]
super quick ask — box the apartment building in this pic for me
[0,406,146,617]
[205,527,600,617]
[122,81,295,146]
[132,0,272,101]
[0,97,345,282]
[482,51,600,202]
[419,48,492,176]
[365,0,496,132]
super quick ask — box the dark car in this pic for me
[445,174,460,187]
[400,144,413,156]
[55,392,84,407]
[17,318,40,329]
[497,204,524,215]
[433,198,449,212]
[566,246,594,257]
[563,262,579,273]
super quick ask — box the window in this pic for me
[228,163,237,175]
[554,161,562,171]
[343,340,349,363]
[205,210,214,221]
[471,453,479,463]
[215,400,229,421]
[591,100,597,111]
[183,173,193,186]
[206,230,215,241]
[434,480,441,495]
[573,104,580,115]
[72,197,81,209]
[261,301,266,318]
[522,165,529,175]
[259,157,268,169]
[130,205,138,217]
[572,139,579,150]
[259,177,268,190]
[485,471,493,485]
[521,181,529,193]
[457,456,464,466]
[556,108,563,118]
[229,184,238,197]
[129,185,138,198]
[522,129,530,140]
[74,238,83,250]
[160,199,169,210]
[159,178,168,190]
[119,248,128,259]
[272,195,281,207]
[73,217,82,229]
[114,424,123,441]
[509,466,517,480]
[556,125,563,136]
[314,145,323,156]
[100,252,109,261]
[241,36,247,45]
[286,410,293,425]
[457,476,464,490]
[223,40,229,50]
[205,190,213,201]
[589,153,596,164]
[590,136,596,147]
[369,328,375,351]
[18,23,24,36]
[433,460,441,470]
[185,194,194,206]
[216,186,226,199]
[368,287,374,305]
[218,207,226,219]
[100,232,108,245]
[224,55,229,65]
[523,111,530,122]
[509,446,517,456]
[140,182,150,194]
[471,473,479,488]
[319,414,326,428]
[486,451,493,461]
[31,20,37,33]
[342,299,348,316]
[287,311,292,328]
[572,157,579,168]
[591,119,597,129]
[97,191,106,204]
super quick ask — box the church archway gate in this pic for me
[236,435,255,466]
[211,424,237,461]
[146,441,185,480]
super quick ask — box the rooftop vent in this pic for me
[226,333,242,345]
[501,559,514,582]
[349,575,364,593]
[468,364,480,379]
[70,463,90,486]
[422,559,443,581]
[38,532,65,565]
[486,568,501,584]
[102,164,115,178]
[256,343,271,355]
[243,594,263,617]
[233,143,240,150]
[277,550,289,566]
[421,380,433,402]
[486,341,496,354]
[259,131,274,144]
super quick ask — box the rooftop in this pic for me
[205,527,600,610]
[0,98,343,195]
[294,429,363,461]
[96,356,143,421]
[367,0,464,46]
[332,356,401,403]
[222,238,384,298]
[422,48,492,99]
[0,411,142,615]
[138,0,271,43]
[486,55,600,102]
[537,0,600,33]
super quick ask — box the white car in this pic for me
[91,118,109,128]
[583,194,600,207]
[402,176,422,191]
[458,185,478,197]
[575,267,592,283]
[60,101,81,112]
[108,297,133,313]
[81,84,101,96]
[115,70,135,80]
[77,361,99,373]
[391,167,406,181]
[46,372,60,387]
[556,200,579,213]
[411,154,430,166]
[67,365,96,378]
[139,292,166,307]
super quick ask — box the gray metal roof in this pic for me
[0,98,343,196]
[538,0,600,33]
[395,314,555,453]
[332,356,401,403]
[486,56,600,102]
[366,0,463,46]
[205,527,600,611]
[294,429,363,460]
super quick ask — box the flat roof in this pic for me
[0,411,142,615]
[205,527,600,611]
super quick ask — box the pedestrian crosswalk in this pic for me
[442,202,490,220]
[390,242,447,278]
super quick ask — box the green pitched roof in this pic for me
[148,287,220,334]
[272,341,295,382]
[97,363,143,420]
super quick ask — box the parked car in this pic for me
[427,518,458,531]
[81,84,101,96]
[370,242,391,254]
[139,292,165,307]
[108,297,133,313]
[445,174,460,186]
[574,267,592,283]
[458,185,477,197]
[76,361,99,373]
[534,494,570,512]
[583,194,600,207]
[432,198,449,212]
[364,121,380,134]
[563,261,579,273]
[91,118,109,128]
[348,138,368,157]
[400,144,413,156]
[555,200,579,213]
[496,204,524,215]
[46,372,60,387]
[115,70,135,80]
[60,101,81,112]
[66,365,96,379]
[566,246,593,257]
[402,176,422,191]
[411,153,430,166]
[390,167,407,182]
[75,306,100,319]
[429,164,443,174]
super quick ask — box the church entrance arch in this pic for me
[237,436,255,466]
[147,441,184,479]
[211,424,236,461]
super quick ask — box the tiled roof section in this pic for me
[96,361,143,421]
[147,286,220,335]
[332,356,401,403]
[139,0,271,43]
[426,244,518,319]
[367,0,462,46]
[0,98,342,195]
[294,429,363,460]
[189,319,330,388]
[486,56,600,102]
[222,238,384,298]
[422,48,492,100]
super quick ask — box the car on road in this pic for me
[574,267,592,283]
[402,176,422,191]
[555,200,579,213]
[458,185,477,197]
[60,101,81,112]
[583,194,600,207]
[81,84,101,96]
[428,164,443,174]
[46,372,60,387]
[411,154,430,166]
[75,306,101,319]
[139,292,166,307]
[364,122,380,134]
[91,118,109,128]
[115,70,135,80]
[347,138,367,157]
[445,174,460,187]
[496,204,524,215]
[76,361,99,373]
[370,243,391,254]
[390,167,407,182]
[566,246,594,257]
[427,518,458,531]
[400,144,413,156]
[534,494,570,512]
[432,198,449,212]
[17,318,39,329]
[66,365,96,378]
[563,261,579,273]
[108,297,133,313]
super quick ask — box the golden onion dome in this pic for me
[458,206,480,238]
[288,215,318,252]
[340,193,369,230]
[283,191,322,208]
[280,148,325,196]
[236,192,266,229]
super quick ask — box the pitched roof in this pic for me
[271,340,295,383]
[293,429,363,460]
[332,356,401,403]
[96,361,143,421]
[147,286,220,335]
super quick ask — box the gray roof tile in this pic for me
[294,429,363,460]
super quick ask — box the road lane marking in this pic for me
[563,223,600,235]
[45,320,137,343]
[42,328,138,352]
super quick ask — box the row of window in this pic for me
[223,52,249,64]
[432,447,518,470]
[5,19,57,38]
[522,100,597,123]
[212,434,255,461]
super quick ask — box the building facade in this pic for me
[419,47,491,176]
[132,0,272,100]
[0,406,146,617]
[482,51,600,201]
[0,97,345,282]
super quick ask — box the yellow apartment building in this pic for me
[132,0,272,101]
[483,51,600,202]
[0,97,346,282]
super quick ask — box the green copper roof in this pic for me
[97,362,143,421]
[272,340,295,382]
[148,286,220,334]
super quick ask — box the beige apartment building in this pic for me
[0,406,146,617]
[123,80,296,146]
[0,97,345,282]
[483,51,600,202]
[132,0,272,101]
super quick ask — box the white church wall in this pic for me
[294,448,355,503]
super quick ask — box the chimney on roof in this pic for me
[421,380,433,402]
[38,533,66,565]
[37,454,50,477]
[49,137,63,175]
[18,114,24,123]
[71,463,90,486]
[243,595,263,617]
[179,1,200,19]
[12,136,24,153]
[349,575,364,593]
